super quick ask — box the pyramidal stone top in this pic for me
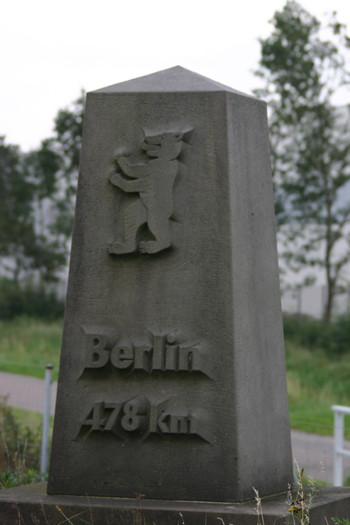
[92,66,257,98]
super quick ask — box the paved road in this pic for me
[1,371,350,484]
[0,370,57,415]
[291,428,350,484]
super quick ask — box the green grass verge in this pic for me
[286,339,350,437]
[0,317,63,381]
[8,407,54,431]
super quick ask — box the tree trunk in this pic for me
[324,282,334,325]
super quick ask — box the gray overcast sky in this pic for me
[1,0,350,152]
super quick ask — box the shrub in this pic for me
[0,278,64,320]
[0,401,43,489]
[283,314,350,355]
[0,464,42,489]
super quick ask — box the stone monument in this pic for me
[47,66,293,502]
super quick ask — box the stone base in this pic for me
[0,483,350,524]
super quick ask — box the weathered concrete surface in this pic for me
[1,483,350,525]
[48,66,292,501]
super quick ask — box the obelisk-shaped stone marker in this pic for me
[48,66,293,502]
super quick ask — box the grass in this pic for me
[1,316,350,437]
[0,402,44,482]
[285,339,350,437]
[7,407,54,432]
[0,462,42,489]
[0,316,63,381]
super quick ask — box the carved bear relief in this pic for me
[107,128,192,255]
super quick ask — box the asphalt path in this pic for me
[0,370,57,415]
[1,371,350,485]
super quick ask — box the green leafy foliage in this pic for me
[0,135,70,285]
[283,314,350,354]
[0,467,42,489]
[1,403,42,470]
[54,93,84,177]
[50,92,85,239]
[23,93,85,278]
[286,467,317,524]
[25,138,61,200]
[0,137,37,281]
[0,278,64,320]
[255,1,350,323]
[0,93,84,312]
[0,136,66,285]
[0,402,43,489]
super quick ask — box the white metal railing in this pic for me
[332,405,350,486]
[41,364,53,478]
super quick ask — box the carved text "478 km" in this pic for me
[79,395,211,442]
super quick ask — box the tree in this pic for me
[255,1,350,323]
[0,94,85,318]
[24,139,66,283]
[51,92,84,239]
[0,136,68,284]
[0,136,36,282]
[0,92,84,287]
[22,92,85,282]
